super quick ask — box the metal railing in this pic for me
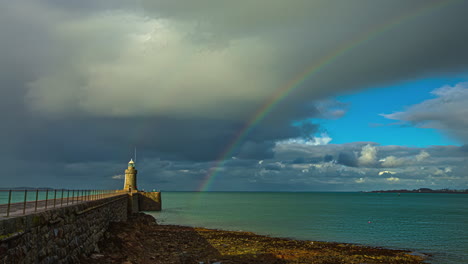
[0,189,126,218]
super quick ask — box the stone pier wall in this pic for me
[139,192,162,211]
[0,195,128,264]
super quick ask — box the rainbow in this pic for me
[195,0,459,191]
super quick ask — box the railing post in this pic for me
[45,189,49,209]
[61,189,64,207]
[23,190,28,215]
[35,189,39,212]
[67,190,70,205]
[6,190,12,217]
[53,190,57,208]
[72,190,75,204]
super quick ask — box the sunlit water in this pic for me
[149,192,468,264]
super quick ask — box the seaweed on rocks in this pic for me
[81,213,428,264]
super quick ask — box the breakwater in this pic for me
[0,191,161,263]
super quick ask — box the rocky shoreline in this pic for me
[81,213,427,264]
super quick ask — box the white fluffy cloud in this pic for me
[415,150,430,162]
[111,174,124,180]
[267,141,467,190]
[358,144,378,166]
[355,178,366,183]
[380,156,405,167]
[386,177,400,182]
[379,171,396,176]
[281,133,332,146]
[383,83,468,143]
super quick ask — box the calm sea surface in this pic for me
[149,192,468,264]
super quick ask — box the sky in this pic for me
[1,0,467,191]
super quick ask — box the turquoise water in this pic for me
[149,192,468,264]
[0,190,72,204]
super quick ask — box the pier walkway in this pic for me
[0,189,124,218]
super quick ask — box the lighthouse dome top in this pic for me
[128,159,135,167]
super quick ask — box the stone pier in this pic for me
[0,160,162,263]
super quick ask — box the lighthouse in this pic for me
[124,159,137,191]
[121,158,162,212]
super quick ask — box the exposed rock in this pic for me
[81,213,427,264]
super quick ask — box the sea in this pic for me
[149,192,468,264]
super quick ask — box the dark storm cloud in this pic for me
[323,155,334,163]
[337,152,359,167]
[461,145,468,152]
[1,0,468,189]
[236,141,276,160]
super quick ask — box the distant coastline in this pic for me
[365,188,468,194]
